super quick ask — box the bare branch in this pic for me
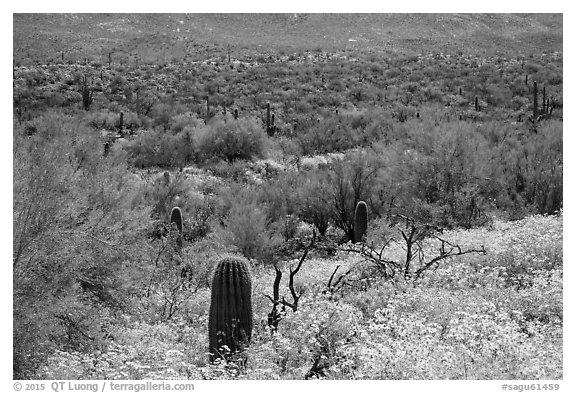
[327,265,341,288]
[325,264,353,298]
[272,264,282,303]
[264,294,276,304]
[286,238,314,307]
[340,215,486,285]
[414,244,486,281]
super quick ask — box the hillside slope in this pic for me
[13,13,563,63]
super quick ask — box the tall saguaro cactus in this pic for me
[266,102,271,132]
[80,74,93,111]
[265,102,277,136]
[541,85,546,116]
[528,81,553,127]
[533,81,538,121]
[354,201,368,243]
[528,81,539,131]
[119,111,124,131]
[208,256,253,362]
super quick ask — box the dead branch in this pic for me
[413,237,486,281]
[266,264,283,332]
[338,215,486,285]
[340,241,401,278]
[282,238,314,312]
[265,237,315,331]
[325,264,352,298]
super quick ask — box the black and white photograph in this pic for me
[11,6,566,388]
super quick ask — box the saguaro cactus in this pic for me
[80,74,93,111]
[528,81,553,126]
[533,81,538,121]
[354,201,368,243]
[266,102,271,132]
[541,85,546,116]
[265,102,277,136]
[208,256,253,362]
[170,206,183,233]
[15,93,23,124]
[119,111,124,131]
[170,206,183,248]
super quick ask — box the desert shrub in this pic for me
[124,128,195,168]
[275,135,304,159]
[181,235,234,288]
[295,114,358,155]
[183,194,217,242]
[141,171,190,219]
[150,102,174,130]
[206,159,252,182]
[268,214,301,244]
[85,110,121,130]
[138,232,197,323]
[219,186,273,262]
[495,121,562,215]
[257,172,299,223]
[195,116,269,163]
[384,121,494,227]
[323,149,384,242]
[260,176,302,243]
[169,113,203,134]
[124,129,172,167]
[13,112,151,378]
[118,108,142,130]
[109,74,127,94]
[223,200,270,261]
[44,91,66,107]
[296,172,333,237]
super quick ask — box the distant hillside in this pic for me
[13,13,563,63]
